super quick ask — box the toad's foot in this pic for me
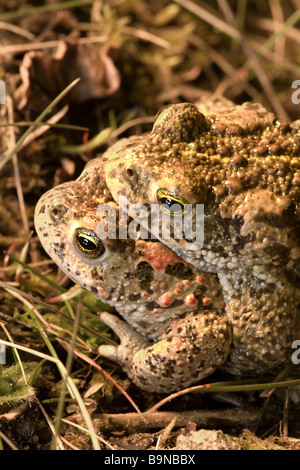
[98,310,231,393]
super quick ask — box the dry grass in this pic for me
[0,0,300,450]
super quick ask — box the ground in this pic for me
[0,0,300,451]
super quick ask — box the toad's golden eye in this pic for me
[75,228,105,258]
[156,189,190,216]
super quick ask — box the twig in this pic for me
[0,35,107,56]
[0,430,19,450]
[36,400,65,450]
[0,78,80,172]
[94,408,261,432]
[173,0,240,40]
[20,105,69,150]
[6,96,29,234]
[121,26,170,49]
[51,302,82,450]
[217,0,289,119]
[269,0,286,62]
[0,21,36,40]
[0,0,95,22]
[62,418,116,450]
[283,389,289,438]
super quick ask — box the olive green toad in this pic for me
[105,101,300,374]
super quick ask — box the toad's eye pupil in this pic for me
[75,228,105,258]
[161,198,183,212]
[156,189,189,216]
[79,236,96,251]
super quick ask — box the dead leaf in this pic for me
[17,41,121,112]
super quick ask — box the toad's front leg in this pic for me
[98,310,231,393]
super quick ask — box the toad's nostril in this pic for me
[126,168,135,178]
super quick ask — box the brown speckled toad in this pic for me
[105,101,300,375]
[34,159,230,392]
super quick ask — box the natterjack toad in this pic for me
[105,101,300,374]
[34,159,230,392]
